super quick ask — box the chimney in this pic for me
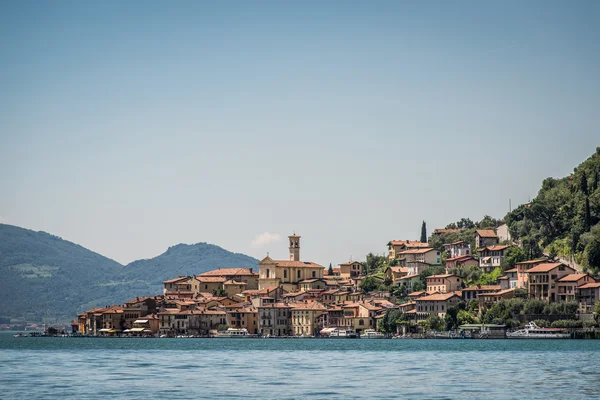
[249,268,253,273]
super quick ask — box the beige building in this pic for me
[198,268,259,290]
[398,248,442,268]
[577,282,600,313]
[387,240,430,260]
[226,306,259,334]
[416,293,462,318]
[339,261,363,278]
[223,280,247,297]
[556,274,596,302]
[426,274,462,294]
[478,245,510,272]
[290,301,327,336]
[475,230,499,248]
[258,234,325,291]
[258,300,292,337]
[527,263,576,302]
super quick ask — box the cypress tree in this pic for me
[328,263,334,276]
[420,221,427,243]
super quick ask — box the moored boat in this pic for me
[213,328,253,338]
[362,329,385,339]
[507,322,571,339]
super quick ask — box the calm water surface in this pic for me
[1,333,599,399]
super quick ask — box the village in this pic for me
[75,229,600,339]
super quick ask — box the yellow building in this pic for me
[290,301,327,336]
[258,234,325,292]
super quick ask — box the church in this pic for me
[258,233,325,292]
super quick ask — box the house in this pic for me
[339,261,363,278]
[478,245,510,272]
[577,283,600,313]
[298,278,328,291]
[258,301,292,337]
[198,268,259,290]
[387,240,431,260]
[397,274,421,292]
[514,259,547,288]
[426,274,462,294]
[258,234,325,291]
[163,276,190,295]
[386,266,408,283]
[223,280,247,297]
[556,274,597,302]
[527,263,576,302]
[407,291,427,301]
[122,297,158,330]
[444,255,478,271]
[444,241,471,258]
[187,309,227,336]
[196,276,226,294]
[475,230,499,248]
[339,302,382,333]
[397,248,441,266]
[415,292,462,318]
[461,285,501,301]
[226,306,259,334]
[290,301,328,336]
[496,224,511,243]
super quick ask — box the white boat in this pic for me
[214,328,251,338]
[320,327,357,338]
[362,329,385,339]
[507,322,570,339]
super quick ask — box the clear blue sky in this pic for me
[1,1,598,266]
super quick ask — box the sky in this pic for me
[1,1,599,266]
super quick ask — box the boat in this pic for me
[362,329,385,339]
[214,328,251,338]
[506,322,571,339]
[320,327,358,338]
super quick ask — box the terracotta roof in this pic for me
[445,255,475,262]
[398,248,437,255]
[398,274,420,280]
[516,259,546,265]
[258,302,290,309]
[408,291,425,297]
[579,283,600,289]
[224,280,247,285]
[479,288,515,297]
[476,230,497,238]
[557,274,592,282]
[199,268,257,277]
[290,301,327,311]
[504,268,518,273]
[390,266,408,273]
[426,274,458,279]
[498,276,509,280]
[163,276,189,284]
[272,260,324,268]
[339,261,362,266]
[196,277,226,283]
[479,245,510,252]
[526,263,568,273]
[388,240,430,247]
[417,293,460,301]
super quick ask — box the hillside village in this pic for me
[76,227,600,338]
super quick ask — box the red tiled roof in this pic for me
[426,274,458,279]
[476,230,497,238]
[462,285,501,291]
[526,263,569,273]
[557,274,593,282]
[163,276,189,284]
[388,240,430,247]
[273,260,324,268]
[199,268,257,277]
[479,245,510,252]
[579,283,600,289]
[417,293,461,301]
[397,248,436,255]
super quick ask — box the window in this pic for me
[284,270,287,278]
[266,269,270,278]
[298,270,301,279]
[312,271,316,278]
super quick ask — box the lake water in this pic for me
[1,333,599,399]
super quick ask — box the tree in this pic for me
[585,237,600,274]
[328,263,334,276]
[425,314,445,332]
[420,221,427,243]
[502,246,527,270]
[594,301,600,323]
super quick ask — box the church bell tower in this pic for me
[289,233,300,261]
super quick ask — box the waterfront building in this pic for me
[290,301,327,336]
[527,263,576,302]
[226,306,259,334]
[415,292,462,318]
[258,300,292,337]
[576,282,600,313]
[556,274,597,302]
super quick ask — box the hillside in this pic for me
[505,147,600,275]
[0,224,258,323]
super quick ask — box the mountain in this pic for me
[0,224,258,323]
[123,243,258,292]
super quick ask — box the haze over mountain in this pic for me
[0,224,257,323]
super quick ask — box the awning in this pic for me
[320,327,336,334]
[129,328,145,332]
[123,329,131,333]
[481,257,492,262]
[133,320,148,324]
[98,328,112,332]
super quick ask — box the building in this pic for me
[444,255,478,271]
[556,274,597,302]
[527,263,576,302]
[478,245,510,272]
[461,285,501,301]
[475,230,499,248]
[496,224,511,243]
[290,301,328,336]
[577,283,600,313]
[226,306,259,334]
[198,268,259,290]
[397,274,421,292]
[416,293,462,318]
[258,300,292,337]
[426,274,462,294]
[398,248,442,270]
[478,288,516,314]
[338,261,363,278]
[514,259,546,288]
[386,266,408,283]
[258,234,325,291]
[387,240,430,260]
[444,241,471,258]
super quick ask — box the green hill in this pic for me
[505,147,600,275]
[0,224,258,323]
